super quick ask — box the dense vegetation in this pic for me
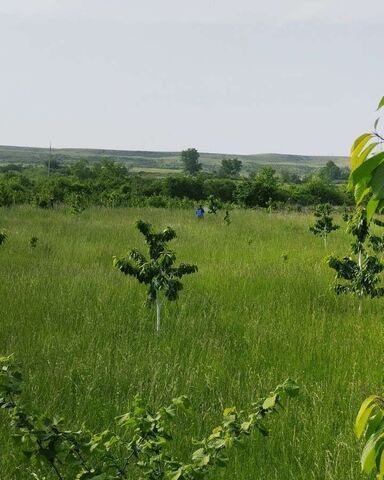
[1,206,383,479]
[0,158,352,210]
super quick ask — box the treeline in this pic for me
[0,159,353,209]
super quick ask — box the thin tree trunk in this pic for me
[324,232,327,248]
[358,250,363,314]
[156,296,161,333]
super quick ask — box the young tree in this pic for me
[181,148,202,175]
[113,220,197,332]
[220,158,242,177]
[309,203,339,247]
[328,208,384,311]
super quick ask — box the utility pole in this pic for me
[47,140,52,176]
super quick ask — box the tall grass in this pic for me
[0,206,381,479]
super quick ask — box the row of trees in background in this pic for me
[180,149,348,181]
[0,161,352,209]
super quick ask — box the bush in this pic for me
[163,175,204,200]
[290,177,347,205]
[203,179,237,202]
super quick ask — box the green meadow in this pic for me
[1,206,383,479]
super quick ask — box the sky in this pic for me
[0,0,383,156]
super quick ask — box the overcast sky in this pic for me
[0,1,383,155]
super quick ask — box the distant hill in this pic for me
[0,145,349,175]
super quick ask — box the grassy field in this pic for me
[0,206,382,479]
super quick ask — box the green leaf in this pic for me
[350,151,383,186]
[377,96,384,111]
[351,135,377,170]
[361,433,378,473]
[370,162,384,200]
[279,378,300,397]
[167,468,183,480]
[192,448,210,466]
[354,182,371,204]
[361,431,384,473]
[367,198,380,222]
[262,395,277,410]
[351,133,374,169]
[374,117,380,130]
[356,395,379,438]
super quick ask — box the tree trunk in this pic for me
[156,296,161,333]
[358,250,363,314]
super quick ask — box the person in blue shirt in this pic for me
[195,205,205,219]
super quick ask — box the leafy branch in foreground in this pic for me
[355,391,384,479]
[309,203,339,247]
[113,220,198,332]
[349,95,384,222]
[0,356,299,480]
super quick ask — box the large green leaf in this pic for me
[354,181,371,204]
[356,395,379,438]
[367,198,380,222]
[361,430,384,473]
[371,163,384,199]
[350,152,384,185]
[351,133,374,170]
[354,142,380,174]
[262,394,277,410]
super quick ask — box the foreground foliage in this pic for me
[349,95,384,221]
[356,392,384,479]
[0,355,299,480]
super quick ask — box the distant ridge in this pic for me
[0,145,349,175]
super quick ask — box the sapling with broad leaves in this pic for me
[0,355,299,480]
[328,208,384,311]
[309,203,339,247]
[113,220,197,332]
